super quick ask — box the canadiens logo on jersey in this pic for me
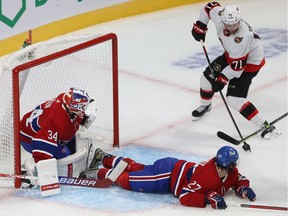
[234,36,243,43]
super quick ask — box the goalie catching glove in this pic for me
[81,99,97,129]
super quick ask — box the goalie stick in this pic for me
[217,112,288,145]
[227,202,288,211]
[0,173,113,189]
[59,159,128,188]
[0,159,128,189]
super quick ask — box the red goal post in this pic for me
[0,33,119,188]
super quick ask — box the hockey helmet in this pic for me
[63,88,90,115]
[221,5,241,25]
[216,146,239,172]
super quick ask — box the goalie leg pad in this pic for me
[57,148,88,177]
[21,157,38,188]
[23,157,37,176]
[36,158,60,197]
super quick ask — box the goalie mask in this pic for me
[216,146,239,172]
[63,88,90,116]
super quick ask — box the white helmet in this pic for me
[221,5,240,25]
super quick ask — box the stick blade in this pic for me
[217,131,240,145]
[58,160,128,189]
[58,176,113,188]
[93,178,114,188]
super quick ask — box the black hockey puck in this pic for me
[242,143,251,152]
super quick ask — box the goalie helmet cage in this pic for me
[0,33,119,188]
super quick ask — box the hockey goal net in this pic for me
[0,33,119,188]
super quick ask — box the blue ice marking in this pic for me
[14,145,205,212]
[173,28,287,69]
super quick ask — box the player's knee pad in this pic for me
[203,68,215,84]
[200,73,213,90]
[226,96,247,111]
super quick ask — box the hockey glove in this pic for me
[212,74,228,92]
[191,21,208,42]
[206,191,227,209]
[236,186,256,201]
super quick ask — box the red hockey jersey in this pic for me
[170,158,250,207]
[20,93,84,162]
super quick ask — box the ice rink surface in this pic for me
[0,0,287,215]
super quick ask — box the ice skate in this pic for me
[192,104,211,121]
[89,148,110,169]
[261,121,281,139]
[20,166,37,189]
[79,167,99,179]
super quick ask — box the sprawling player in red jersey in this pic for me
[80,146,256,209]
[20,88,92,163]
[191,2,280,139]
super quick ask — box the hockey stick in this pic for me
[0,159,128,189]
[228,202,288,211]
[200,40,251,151]
[59,159,128,188]
[217,112,288,145]
[0,173,112,189]
[0,173,38,180]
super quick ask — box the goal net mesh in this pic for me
[0,33,118,187]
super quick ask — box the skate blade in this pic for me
[192,116,201,121]
[263,130,282,140]
[191,113,209,122]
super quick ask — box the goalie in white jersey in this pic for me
[191,2,280,139]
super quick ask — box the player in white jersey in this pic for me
[191,2,280,139]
